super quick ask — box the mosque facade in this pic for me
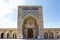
[0,6,60,39]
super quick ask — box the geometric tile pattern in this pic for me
[22,10,39,19]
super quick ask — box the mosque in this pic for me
[0,6,60,39]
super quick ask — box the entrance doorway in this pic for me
[23,15,38,39]
[28,29,33,38]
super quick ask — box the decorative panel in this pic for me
[22,7,39,19]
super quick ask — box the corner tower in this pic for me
[18,6,43,39]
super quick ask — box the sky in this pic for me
[0,0,60,28]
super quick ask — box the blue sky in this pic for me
[0,0,60,28]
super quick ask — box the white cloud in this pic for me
[0,17,17,28]
[0,0,25,28]
[18,0,25,5]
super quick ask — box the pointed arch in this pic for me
[23,14,37,28]
[23,14,38,38]
[1,32,4,38]
[23,14,37,24]
[56,32,60,38]
[6,33,9,38]
[12,32,17,39]
[49,32,54,39]
[44,32,48,39]
[23,14,37,22]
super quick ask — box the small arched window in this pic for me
[6,33,9,38]
[44,32,48,39]
[12,33,17,39]
[49,32,54,39]
[57,32,60,38]
[1,33,4,38]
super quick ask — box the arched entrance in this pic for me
[12,32,17,39]
[23,15,38,39]
[6,33,9,38]
[28,29,33,38]
[49,32,54,39]
[44,32,48,39]
[1,33,4,38]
